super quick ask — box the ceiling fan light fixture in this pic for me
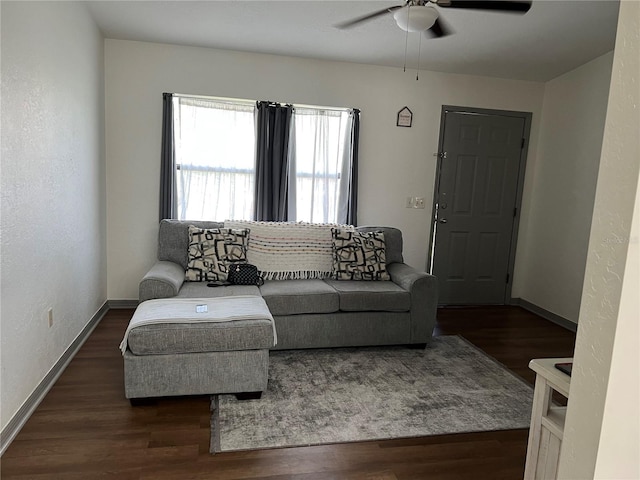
[393,5,439,32]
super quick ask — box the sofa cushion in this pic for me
[177,283,261,298]
[127,318,274,355]
[185,226,249,282]
[259,280,339,316]
[324,279,410,312]
[331,229,390,281]
[158,219,224,269]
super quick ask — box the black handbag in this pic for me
[227,263,264,286]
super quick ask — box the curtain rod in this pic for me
[172,92,255,107]
[171,93,356,114]
[293,103,353,113]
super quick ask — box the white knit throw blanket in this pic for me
[225,221,354,280]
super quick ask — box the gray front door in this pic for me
[430,108,529,305]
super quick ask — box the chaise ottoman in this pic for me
[119,296,276,403]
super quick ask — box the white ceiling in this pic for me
[86,0,620,82]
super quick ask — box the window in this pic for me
[173,96,255,221]
[161,94,359,224]
[289,108,354,224]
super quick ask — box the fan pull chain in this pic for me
[416,32,423,81]
[403,7,410,72]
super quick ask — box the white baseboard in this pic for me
[511,298,578,332]
[0,301,109,456]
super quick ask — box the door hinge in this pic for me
[513,207,517,218]
[521,138,526,149]
[506,273,510,284]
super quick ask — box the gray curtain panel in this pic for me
[254,101,293,222]
[347,109,360,226]
[159,92,177,221]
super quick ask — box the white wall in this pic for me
[105,39,545,299]
[595,165,640,479]
[515,53,613,323]
[559,0,640,477]
[594,168,640,480]
[0,2,106,431]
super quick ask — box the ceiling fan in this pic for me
[336,0,532,38]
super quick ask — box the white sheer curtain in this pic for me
[173,96,256,221]
[288,107,353,224]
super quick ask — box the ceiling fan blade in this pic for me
[437,0,531,13]
[335,4,405,29]
[425,17,453,38]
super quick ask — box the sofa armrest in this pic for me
[387,262,438,344]
[139,260,185,303]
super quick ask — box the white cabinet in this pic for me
[524,358,572,480]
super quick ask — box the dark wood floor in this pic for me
[2,306,575,479]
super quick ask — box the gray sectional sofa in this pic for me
[139,220,439,350]
[123,219,438,401]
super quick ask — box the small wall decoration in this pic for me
[397,106,413,127]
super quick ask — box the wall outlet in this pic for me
[414,197,426,209]
[48,308,54,328]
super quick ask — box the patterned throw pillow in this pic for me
[331,229,390,281]
[185,226,249,282]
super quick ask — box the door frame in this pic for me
[427,105,533,305]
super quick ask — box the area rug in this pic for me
[210,335,533,453]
